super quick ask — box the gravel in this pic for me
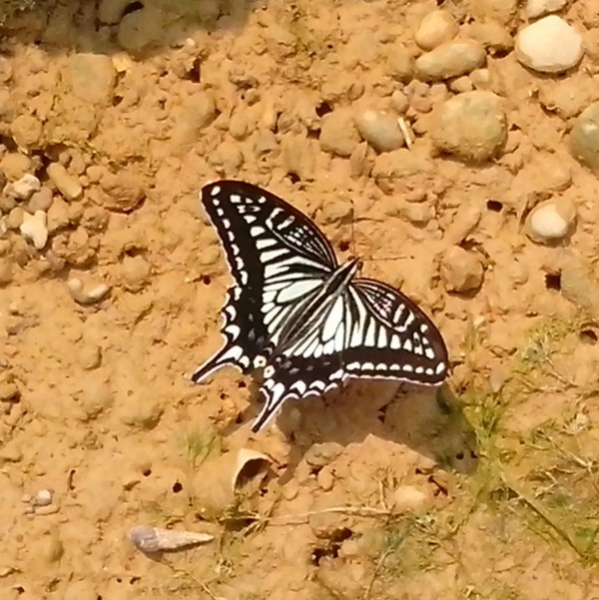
[525,198,576,243]
[354,109,404,152]
[430,91,507,162]
[414,10,459,51]
[569,102,599,172]
[515,16,583,73]
[415,39,486,82]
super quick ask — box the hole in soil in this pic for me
[112,95,124,107]
[486,199,503,212]
[123,1,144,16]
[172,481,183,493]
[15,587,25,595]
[202,275,211,286]
[142,468,152,477]
[455,451,464,460]
[580,328,598,345]
[219,392,227,400]
[237,380,247,388]
[310,528,353,565]
[286,172,301,184]
[338,240,350,252]
[315,101,332,117]
[186,58,202,83]
[545,273,561,291]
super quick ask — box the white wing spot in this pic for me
[253,355,267,368]
[250,225,266,236]
[436,362,446,375]
[211,186,221,197]
[425,348,436,360]
[230,194,241,204]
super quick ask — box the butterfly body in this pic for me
[191,180,449,433]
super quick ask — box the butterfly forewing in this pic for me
[191,180,336,383]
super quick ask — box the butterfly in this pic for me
[190,180,449,433]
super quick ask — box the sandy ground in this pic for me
[1,0,599,599]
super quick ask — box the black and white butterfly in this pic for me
[190,180,449,433]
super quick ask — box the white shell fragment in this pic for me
[128,525,214,554]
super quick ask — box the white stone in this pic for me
[4,173,41,201]
[516,16,583,74]
[526,0,567,20]
[526,199,575,242]
[19,210,48,249]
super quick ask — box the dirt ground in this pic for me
[1,0,599,599]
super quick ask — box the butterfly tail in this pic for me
[189,340,245,384]
[251,380,290,433]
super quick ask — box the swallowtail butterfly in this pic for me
[191,180,449,433]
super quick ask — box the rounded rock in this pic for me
[515,16,583,74]
[415,10,459,51]
[440,246,484,293]
[354,109,404,153]
[525,198,576,243]
[569,103,599,171]
[526,0,567,19]
[415,39,486,82]
[431,91,507,162]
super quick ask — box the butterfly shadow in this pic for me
[234,379,480,484]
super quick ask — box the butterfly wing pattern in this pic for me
[191,180,449,433]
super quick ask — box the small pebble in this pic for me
[319,109,361,157]
[33,489,53,507]
[0,153,33,181]
[415,10,459,51]
[440,246,484,293]
[28,187,53,213]
[5,173,41,201]
[569,102,599,172]
[526,0,567,19]
[354,109,404,152]
[20,211,49,249]
[431,91,507,162]
[415,39,486,82]
[5,207,25,230]
[515,16,583,74]
[67,277,111,305]
[525,198,576,243]
[47,163,83,201]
